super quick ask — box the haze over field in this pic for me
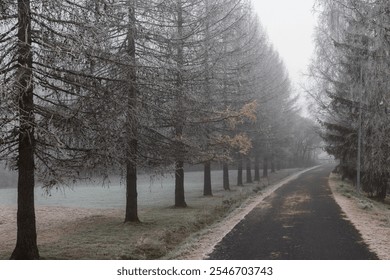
[1,0,389,261]
[0,170,243,208]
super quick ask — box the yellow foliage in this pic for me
[225,100,258,129]
[215,133,252,155]
[240,100,258,123]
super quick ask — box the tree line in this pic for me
[310,0,390,200]
[0,0,319,259]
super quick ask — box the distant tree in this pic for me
[145,0,257,203]
[245,42,297,178]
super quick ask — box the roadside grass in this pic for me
[39,195,244,260]
[333,173,390,211]
[329,172,390,259]
[0,168,300,260]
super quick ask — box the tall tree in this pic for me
[1,0,120,259]
[124,0,140,222]
[311,0,390,199]
[173,0,187,207]
[10,0,39,260]
[202,0,213,196]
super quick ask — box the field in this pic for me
[0,168,301,260]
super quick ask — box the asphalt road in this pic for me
[208,165,378,260]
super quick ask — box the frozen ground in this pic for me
[328,173,390,260]
[0,169,244,208]
[0,168,301,258]
[4,168,384,260]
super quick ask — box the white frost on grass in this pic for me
[0,206,122,254]
[0,168,303,259]
[328,173,390,260]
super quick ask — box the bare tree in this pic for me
[0,0,127,259]
[9,0,38,260]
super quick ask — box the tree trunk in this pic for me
[175,160,187,207]
[125,156,139,222]
[124,0,139,223]
[202,0,212,197]
[174,0,187,207]
[237,157,243,186]
[254,152,260,181]
[246,157,252,183]
[203,161,212,196]
[223,162,230,190]
[263,156,268,177]
[10,0,39,260]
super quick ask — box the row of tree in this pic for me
[310,0,390,200]
[0,0,319,259]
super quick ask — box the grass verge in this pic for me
[328,172,390,259]
[0,169,300,260]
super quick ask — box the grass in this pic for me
[335,175,389,210]
[332,173,390,215]
[329,172,390,259]
[39,191,251,259]
[0,168,300,260]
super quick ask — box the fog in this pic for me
[0,170,241,209]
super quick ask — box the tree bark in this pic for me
[125,155,139,222]
[202,0,212,197]
[223,162,230,190]
[246,157,252,183]
[174,0,187,208]
[175,160,187,207]
[203,161,212,196]
[237,156,243,186]
[10,0,39,260]
[124,0,139,223]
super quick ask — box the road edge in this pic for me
[328,172,390,260]
[166,165,321,260]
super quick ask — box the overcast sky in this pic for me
[252,0,317,103]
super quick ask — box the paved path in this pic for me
[208,165,378,260]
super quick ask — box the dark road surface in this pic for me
[208,165,378,260]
